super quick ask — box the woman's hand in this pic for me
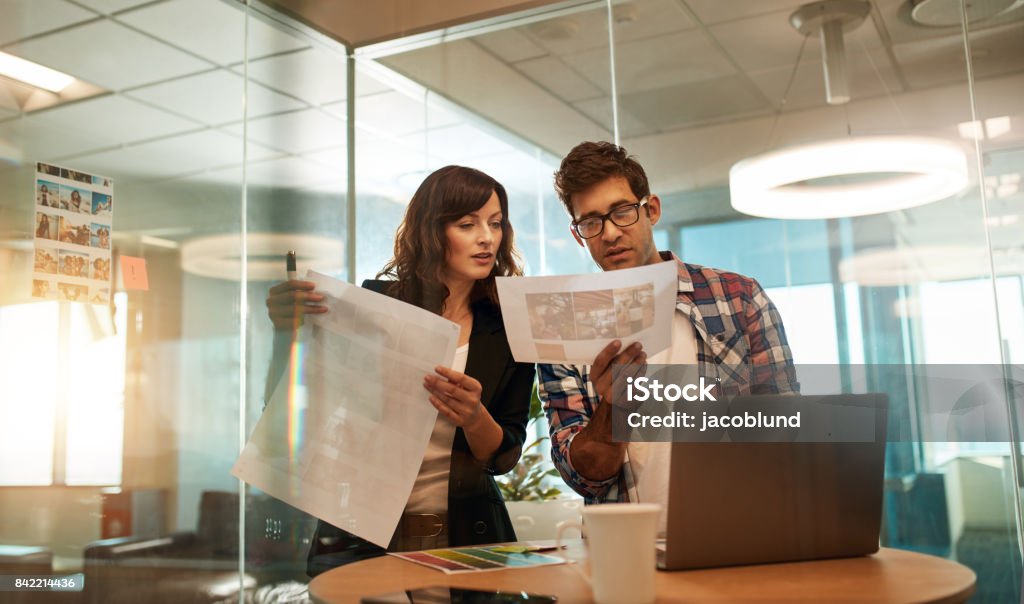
[423,366,487,428]
[265,280,327,331]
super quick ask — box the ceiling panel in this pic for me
[960,22,1024,80]
[205,155,341,189]
[891,36,976,90]
[116,0,308,65]
[683,0,803,25]
[521,1,695,58]
[243,49,347,105]
[31,95,200,151]
[0,0,98,46]
[6,19,213,90]
[472,28,547,63]
[305,141,423,188]
[72,0,154,15]
[60,129,279,179]
[574,97,653,138]
[618,74,770,130]
[127,69,306,125]
[0,115,108,159]
[225,108,345,154]
[607,0,696,42]
[354,90,461,138]
[514,56,604,102]
[241,48,392,105]
[302,145,346,170]
[519,8,611,57]
[748,49,905,113]
[708,9,817,73]
[425,123,515,162]
[564,29,735,95]
[870,0,1024,46]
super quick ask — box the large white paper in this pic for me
[232,271,460,547]
[496,261,677,364]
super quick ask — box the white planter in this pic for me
[506,499,583,542]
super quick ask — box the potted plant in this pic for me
[499,384,582,541]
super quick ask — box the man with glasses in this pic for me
[539,141,799,510]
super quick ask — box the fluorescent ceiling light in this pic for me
[729,136,969,219]
[0,51,74,93]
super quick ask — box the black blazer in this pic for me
[268,279,535,576]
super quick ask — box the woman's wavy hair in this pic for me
[378,165,522,314]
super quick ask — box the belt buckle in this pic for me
[406,513,444,538]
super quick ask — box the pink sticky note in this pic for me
[120,255,149,291]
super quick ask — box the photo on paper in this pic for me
[614,283,655,337]
[91,193,112,216]
[34,248,58,274]
[527,292,576,340]
[57,282,88,301]
[58,214,91,246]
[90,287,110,305]
[59,249,89,278]
[572,290,617,339]
[36,180,59,208]
[90,223,110,249]
[37,162,60,177]
[535,342,567,361]
[91,256,111,281]
[92,175,112,189]
[60,185,92,213]
[35,212,58,240]
[68,169,92,185]
[32,279,56,299]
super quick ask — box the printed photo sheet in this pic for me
[32,162,113,304]
[232,271,460,547]
[496,261,678,364]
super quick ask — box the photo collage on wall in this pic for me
[32,162,113,304]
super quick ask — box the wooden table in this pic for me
[309,543,976,603]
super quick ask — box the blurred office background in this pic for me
[0,0,1021,601]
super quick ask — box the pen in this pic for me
[286,250,297,281]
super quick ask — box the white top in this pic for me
[405,343,469,513]
[626,310,697,535]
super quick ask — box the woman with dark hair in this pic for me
[265,165,534,576]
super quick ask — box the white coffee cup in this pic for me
[555,503,660,604]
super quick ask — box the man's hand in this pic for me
[591,340,647,409]
[265,280,327,331]
[568,340,647,482]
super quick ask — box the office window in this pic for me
[764,284,840,365]
[0,294,127,486]
[920,277,1022,466]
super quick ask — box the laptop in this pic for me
[658,393,888,570]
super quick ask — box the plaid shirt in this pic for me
[539,252,799,503]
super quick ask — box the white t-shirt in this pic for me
[626,310,697,535]
[405,343,469,513]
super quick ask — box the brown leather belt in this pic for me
[399,513,447,538]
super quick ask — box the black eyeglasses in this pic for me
[571,197,649,239]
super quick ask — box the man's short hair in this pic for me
[553,141,651,216]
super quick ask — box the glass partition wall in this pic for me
[0,0,1020,602]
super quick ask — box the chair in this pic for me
[83,491,315,604]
